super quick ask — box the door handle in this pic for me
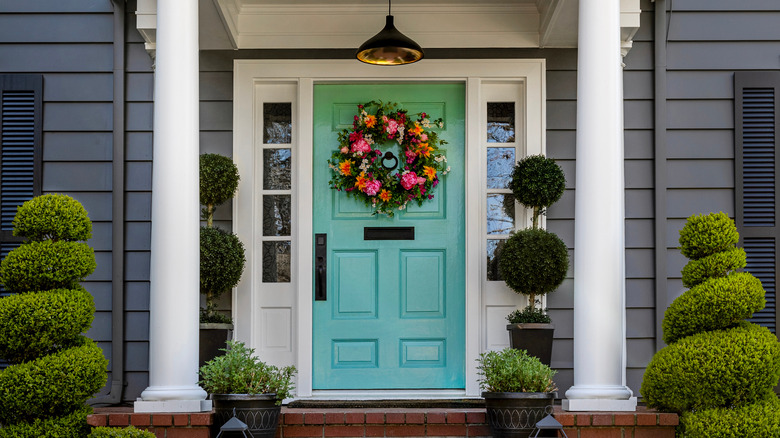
[315,233,327,301]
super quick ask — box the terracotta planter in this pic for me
[211,393,281,438]
[506,323,554,366]
[199,323,233,368]
[482,392,556,438]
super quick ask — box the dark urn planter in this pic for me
[211,393,281,438]
[507,323,554,366]
[199,323,233,368]
[483,392,556,438]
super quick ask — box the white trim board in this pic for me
[232,59,546,399]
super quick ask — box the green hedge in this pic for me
[0,339,108,424]
[641,323,780,413]
[0,241,96,292]
[678,212,739,259]
[681,247,747,288]
[88,426,155,438]
[679,393,780,438]
[0,287,94,363]
[11,194,92,242]
[662,273,765,344]
[0,406,91,438]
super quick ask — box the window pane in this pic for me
[263,148,292,190]
[487,102,515,143]
[487,239,505,281]
[263,241,291,283]
[487,194,515,235]
[263,195,291,236]
[487,148,515,189]
[263,102,292,144]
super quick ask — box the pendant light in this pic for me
[356,0,424,65]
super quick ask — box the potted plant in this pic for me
[199,340,296,438]
[199,153,246,367]
[498,155,568,366]
[477,348,557,438]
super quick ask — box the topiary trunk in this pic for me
[0,194,107,437]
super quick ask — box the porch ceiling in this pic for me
[135,0,640,53]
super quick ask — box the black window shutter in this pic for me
[0,75,43,291]
[735,71,780,334]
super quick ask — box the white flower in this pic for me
[438,121,444,128]
[422,119,431,128]
[398,203,407,210]
[365,134,374,145]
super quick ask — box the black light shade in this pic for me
[356,15,424,65]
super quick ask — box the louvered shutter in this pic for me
[735,72,780,335]
[0,75,42,294]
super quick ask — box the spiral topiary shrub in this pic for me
[0,194,107,437]
[641,212,780,437]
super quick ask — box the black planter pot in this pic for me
[507,323,554,366]
[482,392,556,438]
[211,393,281,438]
[199,323,233,368]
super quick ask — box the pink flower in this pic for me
[340,146,349,154]
[420,134,428,141]
[405,150,417,162]
[349,131,363,143]
[364,179,382,196]
[417,176,426,185]
[351,138,371,154]
[401,172,419,190]
[385,119,399,135]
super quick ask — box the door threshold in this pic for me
[300,390,474,401]
[290,390,483,408]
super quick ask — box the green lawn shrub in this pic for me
[11,194,92,242]
[679,393,780,438]
[88,426,155,438]
[0,240,95,292]
[662,273,765,344]
[681,247,746,288]
[678,212,739,259]
[0,287,94,363]
[0,406,91,438]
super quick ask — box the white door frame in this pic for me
[232,59,545,398]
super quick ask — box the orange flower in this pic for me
[411,123,423,136]
[423,166,437,181]
[379,189,392,202]
[339,160,353,176]
[417,143,433,158]
[364,115,377,128]
[355,172,368,190]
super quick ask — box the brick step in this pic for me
[88,405,679,438]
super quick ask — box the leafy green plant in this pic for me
[510,155,565,229]
[11,193,92,242]
[506,305,551,324]
[476,348,557,393]
[199,154,245,323]
[0,241,96,293]
[199,340,296,404]
[681,247,746,288]
[679,393,780,438]
[678,212,739,259]
[0,406,92,438]
[88,426,155,438]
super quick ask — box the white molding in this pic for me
[233,59,546,399]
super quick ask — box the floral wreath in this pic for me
[328,101,450,216]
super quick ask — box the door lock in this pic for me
[315,233,327,301]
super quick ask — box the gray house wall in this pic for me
[2,0,778,403]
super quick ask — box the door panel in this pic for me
[312,83,465,389]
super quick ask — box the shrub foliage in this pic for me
[0,194,107,437]
[88,426,155,438]
[476,348,557,393]
[641,212,780,436]
[498,228,568,307]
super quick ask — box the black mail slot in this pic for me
[364,227,415,240]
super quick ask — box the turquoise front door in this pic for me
[312,83,466,389]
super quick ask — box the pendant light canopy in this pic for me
[356,0,424,65]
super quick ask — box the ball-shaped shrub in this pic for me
[509,155,565,210]
[200,226,246,298]
[0,240,96,292]
[662,273,765,344]
[0,338,107,424]
[681,247,746,288]
[679,393,780,438]
[678,212,739,259]
[0,287,94,363]
[498,228,568,300]
[11,194,92,242]
[0,406,92,438]
[200,153,240,209]
[641,323,780,413]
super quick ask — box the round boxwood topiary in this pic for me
[509,155,565,228]
[662,273,765,344]
[679,393,780,438]
[678,212,739,259]
[0,287,94,363]
[641,322,780,413]
[0,240,96,293]
[0,406,92,438]
[498,228,568,308]
[12,194,92,242]
[681,247,746,288]
[200,153,240,227]
[200,226,246,321]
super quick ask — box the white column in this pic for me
[135,0,210,413]
[563,0,637,412]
